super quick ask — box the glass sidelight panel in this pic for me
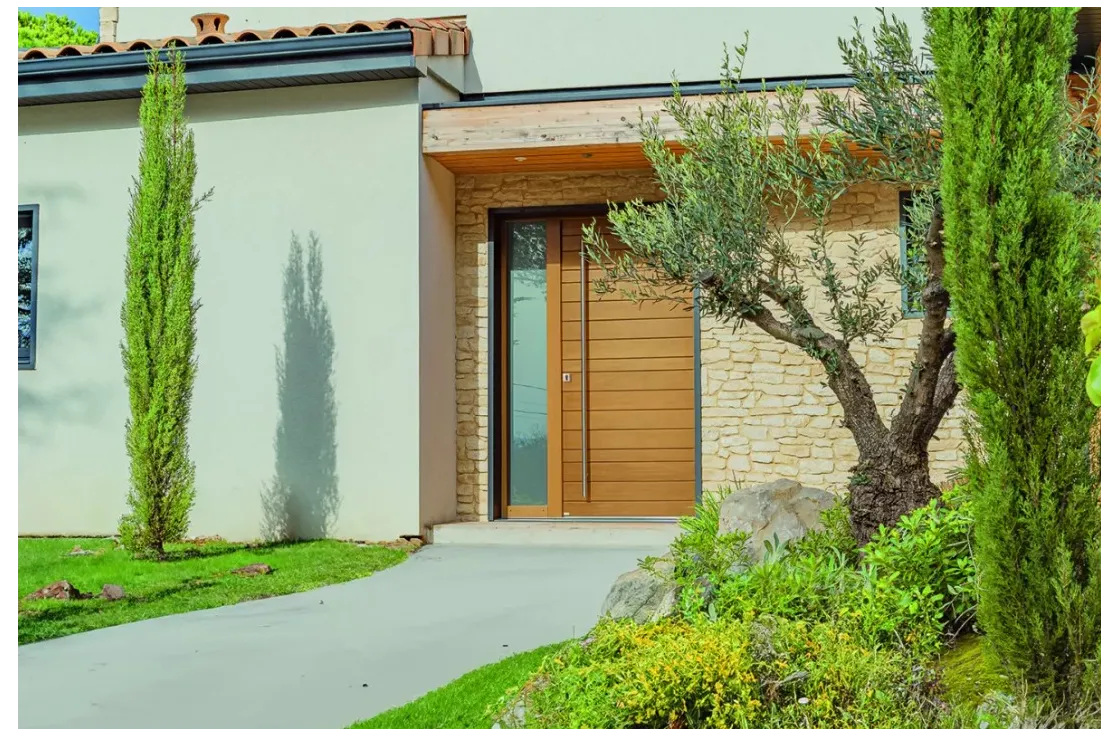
[507,221,549,506]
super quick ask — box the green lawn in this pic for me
[349,642,569,729]
[18,537,408,645]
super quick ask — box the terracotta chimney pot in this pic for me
[191,13,230,37]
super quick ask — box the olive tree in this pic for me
[586,12,1099,543]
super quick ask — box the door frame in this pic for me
[486,204,703,521]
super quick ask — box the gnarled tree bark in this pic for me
[699,201,959,544]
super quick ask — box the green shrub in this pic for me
[657,486,749,621]
[953,688,1102,730]
[715,485,976,657]
[852,484,977,654]
[931,7,1101,714]
[716,549,858,625]
[669,486,748,580]
[120,51,210,557]
[789,496,859,565]
[514,616,935,729]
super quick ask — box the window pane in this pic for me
[899,193,927,316]
[18,210,34,359]
[507,221,548,507]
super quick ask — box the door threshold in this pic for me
[430,519,682,547]
[497,516,681,523]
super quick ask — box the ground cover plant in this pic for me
[348,643,568,729]
[18,537,407,644]
[499,483,983,728]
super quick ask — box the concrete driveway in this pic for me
[18,544,659,729]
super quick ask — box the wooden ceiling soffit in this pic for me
[422,88,848,174]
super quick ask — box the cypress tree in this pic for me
[930,7,1100,716]
[119,51,211,557]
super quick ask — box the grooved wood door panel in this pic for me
[559,217,695,517]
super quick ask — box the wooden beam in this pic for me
[427,142,668,174]
[425,75,1093,174]
[425,137,872,175]
[423,88,831,157]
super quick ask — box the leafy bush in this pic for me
[659,486,749,620]
[508,485,985,729]
[715,485,976,656]
[512,616,937,729]
[790,495,859,564]
[851,484,977,653]
[669,486,748,580]
[716,548,858,625]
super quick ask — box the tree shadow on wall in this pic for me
[260,232,340,541]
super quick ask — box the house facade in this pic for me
[17,8,1100,541]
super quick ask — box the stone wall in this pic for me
[700,182,967,492]
[455,171,965,521]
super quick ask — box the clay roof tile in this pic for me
[18,13,470,61]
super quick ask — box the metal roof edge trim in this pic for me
[19,30,418,106]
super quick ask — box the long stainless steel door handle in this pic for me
[580,239,589,499]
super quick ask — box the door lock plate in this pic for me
[562,373,572,383]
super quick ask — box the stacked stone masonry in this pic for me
[455,171,966,521]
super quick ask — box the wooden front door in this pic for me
[500,215,696,519]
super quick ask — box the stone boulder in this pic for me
[600,556,677,624]
[24,580,90,601]
[718,479,835,563]
[99,584,125,601]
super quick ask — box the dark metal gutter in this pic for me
[19,30,421,106]
[423,52,1093,111]
[421,74,859,110]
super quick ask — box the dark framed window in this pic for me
[899,191,925,318]
[19,204,39,369]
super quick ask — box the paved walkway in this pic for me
[18,544,659,729]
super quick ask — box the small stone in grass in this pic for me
[99,584,125,601]
[186,535,225,546]
[231,563,273,577]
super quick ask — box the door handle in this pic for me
[580,242,589,499]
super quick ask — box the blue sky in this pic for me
[19,7,100,31]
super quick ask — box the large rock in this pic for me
[24,580,90,601]
[718,479,835,563]
[600,556,677,624]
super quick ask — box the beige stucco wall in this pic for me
[419,156,460,532]
[113,7,927,95]
[18,80,443,542]
[453,172,966,520]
